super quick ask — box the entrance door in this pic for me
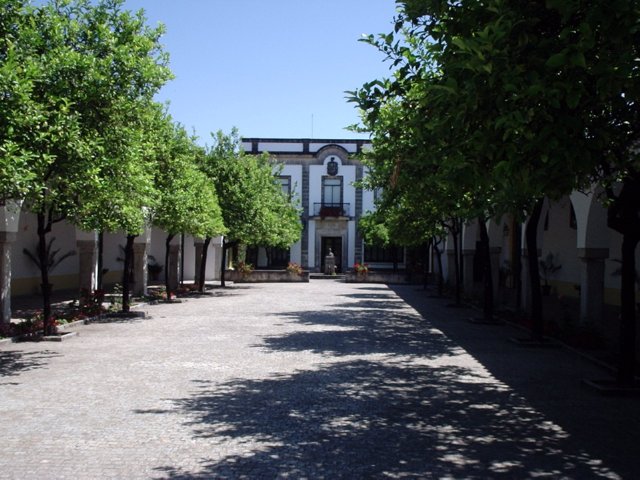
[321,236,342,273]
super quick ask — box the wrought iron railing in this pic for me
[313,202,350,217]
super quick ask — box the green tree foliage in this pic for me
[153,118,225,299]
[201,130,301,286]
[0,0,172,331]
[352,0,639,382]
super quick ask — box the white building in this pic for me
[242,137,404,273]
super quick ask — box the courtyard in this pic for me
[0,281,638,479]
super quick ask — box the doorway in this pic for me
[321,236,342,273]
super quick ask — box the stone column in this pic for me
[520,249,541,313]
[132,228,151,297]
[194,238,204,284]
[578,248,608,325]
[462,249,475,293]
[301,164,310,269]
[76,230,98,296]
[0,200,22,324]
[0,232,17,324]
[446,249,456,286]
[132,243,148,296]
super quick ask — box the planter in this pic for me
[345,271,419,284]
[225,269,310,283]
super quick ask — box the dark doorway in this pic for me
[321,236,342,273]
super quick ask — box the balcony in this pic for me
[313,202,350,218]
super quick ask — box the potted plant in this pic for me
[539,252,561,296]
[286,262,303,276]
[354,262,369,278]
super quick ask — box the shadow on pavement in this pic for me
[141,284,625,479]
[0,349,61,384]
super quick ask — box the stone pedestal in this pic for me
[578,248,608,325]
[324,253,336,275]
[0,232,17,324]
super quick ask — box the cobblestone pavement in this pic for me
[0,281,638,479]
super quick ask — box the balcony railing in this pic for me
[313,202,350,217]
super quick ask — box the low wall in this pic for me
[225,269,310,283]
[344,271,422,284]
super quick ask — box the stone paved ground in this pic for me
[0,281,638,479]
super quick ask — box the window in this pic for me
[267,246,290,268]
[322,176,342,205]
[364,244,404,264]
[373,187,384,203]
[277,176,291,198]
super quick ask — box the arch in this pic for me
[315,145,350,165]
[570,186,609,250]
[461,219,479,251]
[486,217,505,248]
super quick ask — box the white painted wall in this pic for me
[11,212,79,280]
[259,142,304,152]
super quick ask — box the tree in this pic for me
[152,119,225,300]
[1,0,172,331]
[201,130,301,287]
[353,0,639,382]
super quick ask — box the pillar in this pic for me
[462,249,475,293]
[76,230,98,296]
[446,249,456,286]
[520,249,541,312]
[0,200,22,324]
[132,227,151,297]
[132,243,148,296]
[0,232,17,324]
[578,248,608,325]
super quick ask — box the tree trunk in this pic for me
[165,233,175,300]
[526,198,544,339]
[618,233,639,384]
[478,217,494,322]
[513,219,523,310]
[220,238,228,288]
[198,237,212,292]
[97,231,104,291]
[451,223,461,305]
[607,177,640,385]
[121,234,135,313]
[423,240,430,290]
[180,233,185,286]
[36,212,53,335]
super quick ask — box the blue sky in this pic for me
[122,1,399,144]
